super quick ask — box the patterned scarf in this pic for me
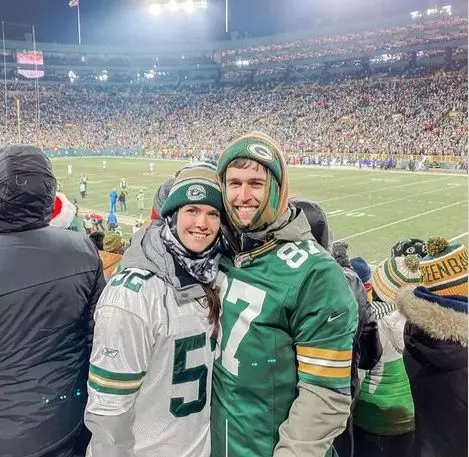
[143,219,221,286]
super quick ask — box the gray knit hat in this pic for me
[160,162,223,218]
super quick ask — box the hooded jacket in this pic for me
[212,206,358,457]
[396,286,467,457]
[0,145,105,457]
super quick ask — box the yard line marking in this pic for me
[450,232,468,242]
[291,172,365,184]
[328,188,444,217]
[316,176,449,204]
[337,200,467,242]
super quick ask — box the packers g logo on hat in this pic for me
[186,184,206,201]
[247,143,274,162]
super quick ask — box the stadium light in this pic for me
[149,3,163,15]
[183,0,195,12]
[147,0,207,15]
[167,1,179,12]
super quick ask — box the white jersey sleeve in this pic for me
[85,268,156,457]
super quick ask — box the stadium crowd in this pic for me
[0,69,466,156]
[0,141,466,457]
[221,16,467,67]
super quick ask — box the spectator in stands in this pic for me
[0,68,466,159]
[0,145,105,457]
[396,236,468,457]
[290,197,332,251]
[391,238,427,259]
[351,256,373,302]
[50,192,77,230]
[85,162,224,456]
[100,233,125,281]
[150,178,175,220]
[212,132,358,457]
[89,231,105,251]
[330,241,382,457]
[353,254,421,457]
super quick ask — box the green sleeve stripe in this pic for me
[88,372,144,390]
[88,379,140,395]
[90,364,146,381]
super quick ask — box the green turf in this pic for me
[52,157,468,263]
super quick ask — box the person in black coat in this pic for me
[396,236,468,457]
[0,145,106,457]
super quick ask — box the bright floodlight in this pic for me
[149,3,162,15]
[167,0,179,12]
[183,0,195,12]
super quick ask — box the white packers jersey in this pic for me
[85,267,215,457]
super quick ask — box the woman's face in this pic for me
[176,204,221,253]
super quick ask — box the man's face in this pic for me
[225,163,267,227]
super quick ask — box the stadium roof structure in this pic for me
[1,7,467,87]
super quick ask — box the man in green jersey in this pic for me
[211,132,359,457]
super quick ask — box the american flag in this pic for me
[68,0,79,7]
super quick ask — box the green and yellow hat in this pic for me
[419,236,468,297]
[160,162,223,218]
[372,255,422,304]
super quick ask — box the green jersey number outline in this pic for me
[218,276,267,376]
[110,269,153,292]
[170,333,208,417]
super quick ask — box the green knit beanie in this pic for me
[217,134,283,184]
[160,162,223,218]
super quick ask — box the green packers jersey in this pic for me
[211,239,358,457]
[354,307,414,436]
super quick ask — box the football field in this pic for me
[52,157,468,263]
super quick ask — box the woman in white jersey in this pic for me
[85,162,223,457]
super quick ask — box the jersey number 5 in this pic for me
[218,277,267,377]
[170,333,208,417]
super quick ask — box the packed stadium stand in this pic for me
[0,6,467,158]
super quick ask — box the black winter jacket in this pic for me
[397,286,467,457]
[0,145,105,457]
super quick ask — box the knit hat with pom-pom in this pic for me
[372,254,422,304]
[419,236,468,298]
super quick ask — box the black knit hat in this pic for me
[391,238,427,258]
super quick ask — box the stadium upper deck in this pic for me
[0,5,467,87]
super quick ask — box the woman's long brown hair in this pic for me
[201,283,221,325]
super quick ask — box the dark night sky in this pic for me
[0,0,451,45]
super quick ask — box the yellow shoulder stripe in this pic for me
[297,346,352,361]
